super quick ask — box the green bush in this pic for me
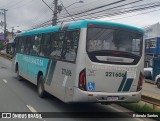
[120,103,160,112]
[0,41,4,50]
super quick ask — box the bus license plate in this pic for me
[107,96,119,101]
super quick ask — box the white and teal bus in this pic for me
[12,20,144,103]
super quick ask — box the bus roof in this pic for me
[21,20,144,36]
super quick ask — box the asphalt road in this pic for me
[0,56,156,121]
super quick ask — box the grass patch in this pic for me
[120,103,160,112]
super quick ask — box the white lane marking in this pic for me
[2,79,7,83]
[108,105,144,121]
[26,105,37,113]
[26,105,46,121]
[134,118,145,121]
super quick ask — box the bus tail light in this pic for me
[137,72,143,91]
[79,69,87,91]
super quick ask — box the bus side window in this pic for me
[24,36,31,55]
[29,36,34,55]
[15,37,19,53]
[19,37,26,53]
[17,37,22,53]
[40,33,51,57]
[62,30,79,62]
[50,32,65,60]
[31,34,42,55]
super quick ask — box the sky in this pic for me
[0,0,160,33]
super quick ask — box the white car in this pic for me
[155,74,160,89]
[143,67,153,80]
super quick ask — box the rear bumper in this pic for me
[73,88,141,103]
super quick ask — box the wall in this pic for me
[144,23,160,39]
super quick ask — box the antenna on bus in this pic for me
[60,21,64,26]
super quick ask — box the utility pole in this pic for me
[0,9,8,41]
[12,27,14,38]
[42,0,82,26]
[42,0,58,26]
[4,9,7,42]
[53,0,58,25]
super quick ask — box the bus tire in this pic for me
[156,79,160,89]
[157,82,160,89]
[37,75,46,98]
[16,65,22,81]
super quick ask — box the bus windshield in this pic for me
[87,27,143,56]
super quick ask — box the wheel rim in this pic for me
[38,81,42,94]
[17,69,19,77]
[158,83,160,88]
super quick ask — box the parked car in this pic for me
[155,74,160,89]
[143,67,152,80]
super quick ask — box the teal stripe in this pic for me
[16,54,49,80]
[118,72,127,92]
[122,79,133,92]
[45,60,57,85]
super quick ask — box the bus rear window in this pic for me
[87,27,143,56]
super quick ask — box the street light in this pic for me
[65,0,84,9]
[58,0,84,13]
[58,0,84,22]
[42,0,84,25]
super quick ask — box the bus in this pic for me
[12,20,144,103]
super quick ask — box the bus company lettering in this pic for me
[23,56,43,66]
[87,69,96,76]
[62,68,72,76]
[91,65,137,71]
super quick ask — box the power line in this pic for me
[109,7,160,21]
[9,0,34,10]
[61,0,128,18]
[91,2,160,19]
[58,0,143,21]
[15,1,53,30]
[26,0,160,30]
[58,1,160,22]
[9,0,130,29]
[5,0,26,9]
[28,0,129,29]
[0,0,13,8]
[59,0,75,21]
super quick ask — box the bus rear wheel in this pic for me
[37,75,46,98]
[16,65,22,81]
[157,81,160,89]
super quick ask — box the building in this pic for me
[144,23,160,67]
[144,23,160,82]
[145,23,160,55]
[0,33,5,42]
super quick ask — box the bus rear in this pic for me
[75,22,144,103]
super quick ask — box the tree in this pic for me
[0,41,4,50]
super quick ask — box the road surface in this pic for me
[0,56,156,121]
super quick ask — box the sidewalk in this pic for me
[142,80,160,100]
[0,50,6,54]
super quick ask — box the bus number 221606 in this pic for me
[106,72,125,77]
